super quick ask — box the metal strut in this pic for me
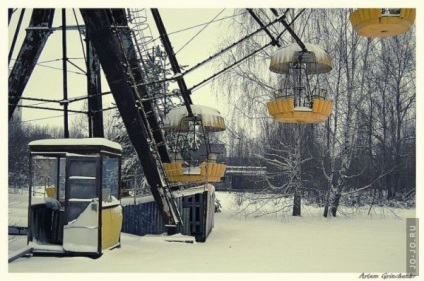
[270,8,308,52]
[151,8,194,117]
[179,12,288,77]
[246,9,281,47]
[86,36,104,138]
[108,9,182,224]
[189,43,272,92]
[135,11,289,90]
[8,9,25,65]
[80,9,181,227]
[8,9,55,121]
[8,8,14,25]
[112,8,171,164]
[189,9,306,92]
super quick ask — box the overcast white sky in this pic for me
[7,8,235,129]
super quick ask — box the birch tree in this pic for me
[213,8,415,218]
[215,9,314,216]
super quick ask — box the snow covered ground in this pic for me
[6,190,417,279]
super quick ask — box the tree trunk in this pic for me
[293,191,301,216]
[323,189,341,217]
[292,124,302,216]
[330,192,341,217]
[323,181,332,217]
[323,200,330,217]
[387,178,396,200]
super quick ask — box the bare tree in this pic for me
[213,8,415,218]
[367,31,416,200]
[309,10,416,215]
[8,121,63,190]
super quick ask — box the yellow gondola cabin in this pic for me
[163,105,227,184]
[350,8,415,38]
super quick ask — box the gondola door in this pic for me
[63,155,101,255]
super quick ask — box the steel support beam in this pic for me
[247,9,281,47]
[270,8,308,52]
[8,9,26,65]
[109,9,170,163]
[8,8,14,25]
[8,9,55,121]
[62,9,69,138]
[80,8,180,226]
[151,9,193,116]
[86,36,104,138]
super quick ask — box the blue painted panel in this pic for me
[122,191,214,241]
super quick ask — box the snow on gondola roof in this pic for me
[270,43,332,74]
[164,104,226,132]
[29,138,122,152]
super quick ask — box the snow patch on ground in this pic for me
[7,191,416,276]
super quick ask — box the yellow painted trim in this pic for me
[163,162,226,183]
[350,8,415,37]
[267,98,333,123]
[101,205,123,250]
[45,187,56,198]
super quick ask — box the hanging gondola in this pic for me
[267,43,333,123]
[350,8,415,38]
[163,105,226,183]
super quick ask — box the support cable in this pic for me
[9,112,78,125]
[136,12,288,89]
[180,12,287,77]
[166,11,247,37]
[189,43,271,92]
[175,9,225,55]
[189,9,305,92]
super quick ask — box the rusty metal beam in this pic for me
[8,9,26,65]
[8,9,55,121]
[109,9,171,163]
[80,8,180,227]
